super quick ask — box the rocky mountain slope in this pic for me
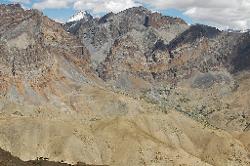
[66,8,250,133]
[65,6,188,70]
[0,3,250,166]
[0,4,95,106]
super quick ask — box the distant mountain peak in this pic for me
[67,10,93,23]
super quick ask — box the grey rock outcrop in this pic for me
[65,6,188,70]
[0,4,91,80]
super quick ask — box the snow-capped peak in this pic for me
[67,10,93,23]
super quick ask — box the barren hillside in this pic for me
[0,4,250,166]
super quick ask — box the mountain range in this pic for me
[0,3,250,166]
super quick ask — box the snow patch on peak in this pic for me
[67,10,93,23]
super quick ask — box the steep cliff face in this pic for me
[97,23,249,87]
[166,24,249,79]
[0,4,92,99]
[0,4,51,78]
[96,24,227,86]
[230,32,250,73]
[97,34,172,83]
[65,7,249,87]
[65,6,188,69]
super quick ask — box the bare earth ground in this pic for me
[0,82,250,166]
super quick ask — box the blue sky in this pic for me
[1,0,249,30]
[162,9,193,25]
